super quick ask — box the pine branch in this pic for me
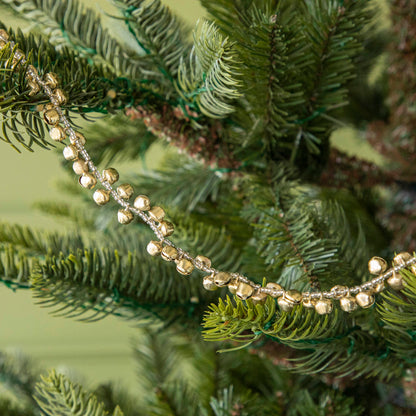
[113,0,191,90]
[377,269,416,362]
[34,370,124,416]
[177,21,242,119]
[2,0,145,80]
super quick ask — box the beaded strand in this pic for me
[2,29,416,315]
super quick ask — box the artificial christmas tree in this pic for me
[1,0,416,414]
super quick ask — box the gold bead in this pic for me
[147,240,162,256]
[368,256,387,275]
[195,255,212,269]
[117,183,134,200]
[49,125,66,142]
[70,132,86,146]
[63,145,78,161]
[79,173,97,189]
[118,209,134,224]
[102,168,119,185]
[214,271,232,287]
[93,189,110,206]
[45,103,55,111]
[387,271,405,290]
[314,298,333,315]
[227,278,239,294]
[148,206,165,222]
[45,72,59,89]
[28,80,40,96]
[236,282,255,300]
[44,109,60,125]
[72,159,89,175]
[339,296,358,313]
[277,297,293,312]
[251,290,268,305]
[203,274,217,291]
[0,29,9,47]
[158,221,174,237]
[176,258,194,275]
[265,282,283,297]
[133,195,151,211]
[284,290,302,304]
[355,291,375,309]
[53,88,67,105]
[161,246,179,261]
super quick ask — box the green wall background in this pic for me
[0,0,204,392]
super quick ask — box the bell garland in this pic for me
[2,29,416,316]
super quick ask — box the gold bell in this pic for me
[133,195,151,211]
[102,168,119,185]
[147,240,163,256]
[0,29,9,47]
[158,221,174,237]
[302,297,316,309]
[45,72,59,89]
[176,258,194,275]
[79,173,97,189]
[117,209,134,224]
[227,279,239,295]
[277,297,293,312]
[251,290,268,305]
[44,109,60,125]
[117,184,134,200]
[53,88,67,105]
[314,298,333,315]
[393,252,416,274]
[236,282,255,300]
[49,125,66,142]
[339,296,358,313]
[203,274,217,291]
[195,255,212,269]
[285,290,302,304]
[330,285,348,299]
[148,206,165,222]
[28,80,40,96]
[70,132,86,146]
[265,282,283,297]
[161,246,179,262]
[355,291,375,309]
[373,281,385,293]
[63,145,78,161]
[214,272,232,287]
[368,256,388,275]
[72,159,89,175]
[387,271,405,290]
[93,189,110,206]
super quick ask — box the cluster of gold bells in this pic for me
[2,29,416,315]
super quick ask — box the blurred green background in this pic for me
[0,0,389,393]
[0,0,204,392]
